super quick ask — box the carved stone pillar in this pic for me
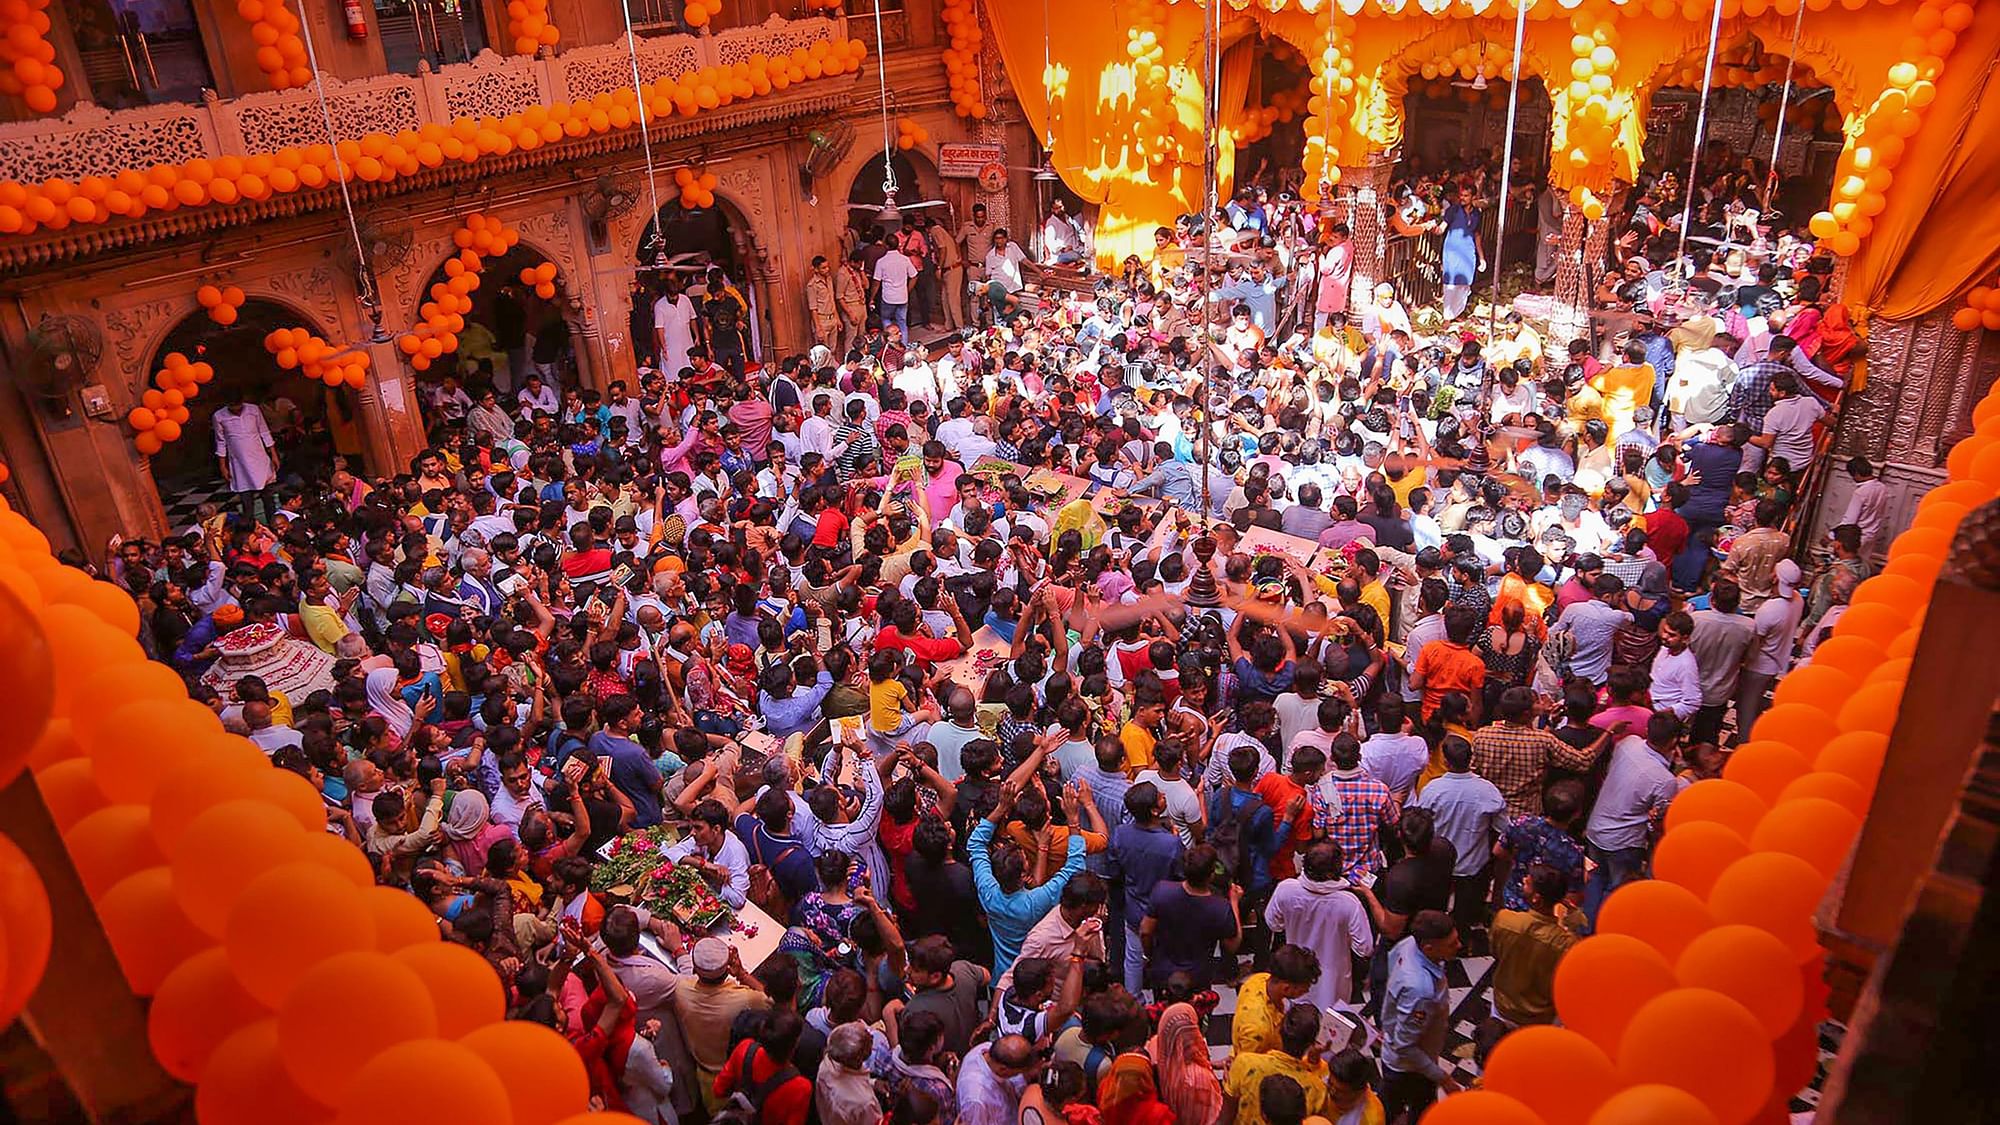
[1338,157,1395,320]
[1550,186,1625,348]
[363,338,430,470]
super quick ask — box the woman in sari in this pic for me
[364,664,416,740]
[1097,1053,1176,1125]
[440,789,514,876]
[1149,1003,1224,1125]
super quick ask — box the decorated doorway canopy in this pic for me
[985,0,2000,320]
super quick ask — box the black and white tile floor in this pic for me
[1195,956,1838,1122]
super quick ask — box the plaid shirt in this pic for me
[1326,767,1398,880]
[1471,723,1602,817]
[1728,360,1792,431]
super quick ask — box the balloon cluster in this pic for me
[1235,87,1307,148]
[1813,0,1969,258]
[197,283,247,327]
[1301,8,1356,191]
[517,260,559,300]
[681,0,721,29]
[127,352,212,457]
[0,38,866,238]
[266,327,370,389]
[1754,89,1842,139]
[503,0,558,55]
[1416,43,1512,84]
[941,0,986,119]
[896,116,929,151]
[803,0,841,8]
[0,0,64,114]
[1951,281,2000,332]
[673,167,718,209]
[1561,8,1622,180]
[1436,430,2000,1125]
[397,214,514,371]
[1124,0,1177,171]
[236,0,311,90]
[0,499,622,1125]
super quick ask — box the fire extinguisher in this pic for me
[344,0,369,39]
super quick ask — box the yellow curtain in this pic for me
[1216,32,1259,199]
[1843,13,2000,320]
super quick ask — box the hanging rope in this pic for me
[1199,0,1219,525]
[1484,0,1530,370]
[873,0,898,205]
[295,11,376,313]
[1762,1,1807,214]
[1676,0,1727,284]
[1040,0,1053,155]
[617,0,666,266]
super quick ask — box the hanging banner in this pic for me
[938,141,1005,178]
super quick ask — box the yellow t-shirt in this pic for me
[868,679,909,733]
[1386,467,1428,512]
[1230,973,1285,1058]
[1591,364,1654,439]
[1360,579,1393,634]
[1120,721,1157,773]
[1224,1051,1331,1125]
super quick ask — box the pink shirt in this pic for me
[923,460,963,524]
[1590,704,1653,733]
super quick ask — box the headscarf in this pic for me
[1098,1054,1176,1125]
[1053,497,1105,551]
[1149,1004,1224,1125]
[365,666,415,738]
[442,789,491,841]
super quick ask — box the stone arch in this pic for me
[129,293,334,404]
[1365,19,1564,157]
[628,186,779,364]
[1632,17,1858,117]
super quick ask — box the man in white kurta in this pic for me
[1263,840,1377,1011]
[213,396,277,520]
[652,282,699,379]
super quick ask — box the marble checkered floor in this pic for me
[1196,955,1840,1122]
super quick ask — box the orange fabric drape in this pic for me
[1843,12,2000,320]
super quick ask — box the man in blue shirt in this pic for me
[1120,442,1199,510]
[1104,782,1186,994]
[587,695,662,827]
[757,660,834,740]
[1380,910,1463,1120]
[969,783,1087,977]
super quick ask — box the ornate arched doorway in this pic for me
[844,150,948,236]
[631,195,771,371]
[145,299,356,520]
[413,242,584,398]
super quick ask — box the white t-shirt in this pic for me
[1134,769,1204,845]
[985,243,1028,292]
[873,250,919,304]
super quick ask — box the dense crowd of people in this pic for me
[106,143,1876,1125]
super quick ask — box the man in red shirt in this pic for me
[714,1008,814,1125]
[1255,745,1328,881]
[1643,482,1691,572]
[873,599,969,670]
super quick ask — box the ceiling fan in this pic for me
[1451,42,1494,91]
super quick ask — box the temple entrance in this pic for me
[146,300,357,523]
[631,195,766,372]
[416,243,579,399]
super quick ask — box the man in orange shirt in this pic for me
[1409,604,1487,725]
[1255,745,1331,881]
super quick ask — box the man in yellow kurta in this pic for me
[1590,339,1656,441]
[1229,945,1323,1057]
[1224,1004,1332,1125]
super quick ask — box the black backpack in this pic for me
[712,1043,807,1125]
[1208,787,1260,890]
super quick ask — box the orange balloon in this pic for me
[1863,658,1913,688]
[1553,934,1677,1052]
[1917,478,1997,510]
[39,604,143,715]
[1834,681,1904,736]
[390,941,507,1038]
[1651,821,1751,899]
[1596,878,1715,962]
[332,1038,514,1125]
[459,1021,590,1125]
[1750,797,1860,877]
[1662,779,1768,839]
[1617,988,1774,1125]
[60,578,141,636]
[299,831,376,889]
[1481,1025,1618,1125]
[1766,663,1857,712]
[1719,741,1811,804]
[225,862,377,1007]
[1777,770,1868,815]
[149,946,271,1083]
[254,765,331,833]
[1831,601,1913,647]
[1707,851,1831,961]
[96,866,214,994]
[0,832,52,1025]
[366,885,442,951]
[1815,731,1887,790]
[1674,924,1803,1035]
[1886,525,1951,562]
[62,804,165,899]
[278,952,439,1104]
[0,581,53,786]
[1412,1091,1546,1125]
[196,1020,335,1125]
[170,798,316,936]
[1748,704,1841,757]
[1585,1084,1721,1125]
[83,698,217,804]
[70,658,190,732]
[23,717,82,773]
[147,739,291,852]
[1803,635,1886,680]
[1878,552,1941,590]
[35,755,108,831]
[1849,574,1921,612]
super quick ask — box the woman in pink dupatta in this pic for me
[1148,1004,1224,1125]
